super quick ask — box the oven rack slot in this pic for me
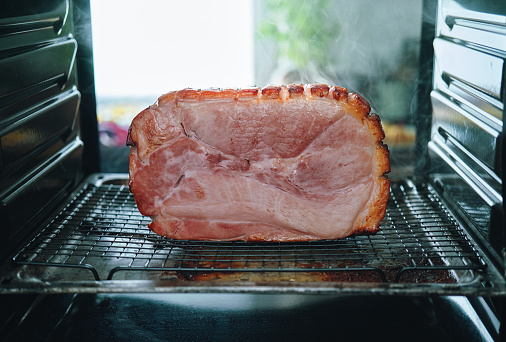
[12,181,487,285]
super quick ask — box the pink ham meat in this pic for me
[127,84,390,241]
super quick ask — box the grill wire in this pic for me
[13,181,486,283]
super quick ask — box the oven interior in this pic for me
[0,0,505,341]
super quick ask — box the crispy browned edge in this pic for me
[127,84,390,236]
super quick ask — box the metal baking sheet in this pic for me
[1,174,505,295]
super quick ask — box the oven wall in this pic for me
[0,0,96,260]
[427,0,506,271]
[426,2,506,338]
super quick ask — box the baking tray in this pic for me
[1,174,505,295]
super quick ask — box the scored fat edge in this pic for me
[156,91,176,107]
[261,86,282,100]
[236,88,259,101]
[279,86,289,100]
[176,88,201,100]
[303,84,312,99]
[171,87,264,103]
[166,85,374,112]
[330,86,374,123]
[310,84,330,98]
[259,85,300,101]
[172,88,201,106]
[287,84,305,98]
[330,86,349,102]
[349,92,372,117]
[201,88,236,100]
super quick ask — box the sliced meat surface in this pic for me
[127,84,390,241]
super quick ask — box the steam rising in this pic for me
[255,0,424,178]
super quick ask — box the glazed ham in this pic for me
[127,84,390,241]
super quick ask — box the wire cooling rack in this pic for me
[13,180,487,284]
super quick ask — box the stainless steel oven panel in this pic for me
[0,0,69,49]
[0,0,83,262]
[429,0,505,281]
[0,140,83,260]
[0,38,77,115]
[431,90,501,175]
[437,0,506,53]
[433,38,504,102]
[0,90,80,189]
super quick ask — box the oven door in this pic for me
[0,293,499,341]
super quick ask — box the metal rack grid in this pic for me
[13,180,487,284]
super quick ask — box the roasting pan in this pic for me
[0,173,504,296]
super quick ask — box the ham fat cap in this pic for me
[128,84,390,241]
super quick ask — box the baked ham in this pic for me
[127,84,390,241]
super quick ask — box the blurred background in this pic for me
[91,0,422,175]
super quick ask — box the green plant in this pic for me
[259,0,340,70]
